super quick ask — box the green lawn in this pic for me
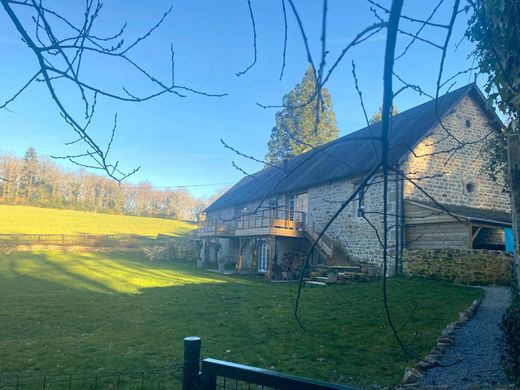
[0,251,481,387]
[0,205,195,236]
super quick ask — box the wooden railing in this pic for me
[196,212,336,258]
[236,210,306,231]
[304,214,334,258]
[0,234,167,247]
[196,219,235,236]
[197,210,307,237]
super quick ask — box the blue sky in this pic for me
[0,0,478,197]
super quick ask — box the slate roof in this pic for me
[206,84,501,213]
[409,200,512,226]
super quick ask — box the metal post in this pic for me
[183,336,201,390]
[508,133,520,286]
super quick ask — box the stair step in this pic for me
[327,266,362,273]
[304,281,327,287]
[337,272,364,277]
[314,276,329,282]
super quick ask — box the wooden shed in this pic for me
[404,200,511,251]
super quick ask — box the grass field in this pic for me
[0,205,195,236]
[0,251,481,387]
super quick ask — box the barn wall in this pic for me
[401,95,510,213]
[405,222,470,250]
[308,172,400,266]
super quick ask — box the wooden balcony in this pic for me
[196,219,235,238]
[234,210,306,237]
[196,211,307,238]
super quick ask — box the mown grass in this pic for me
[0,251,481,387]
[0,205,195,236]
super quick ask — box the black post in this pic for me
[183,336,201,390]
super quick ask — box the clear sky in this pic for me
[0,0,478,197]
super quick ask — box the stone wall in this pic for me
[403,249,513,285]
[308,172,399,265]
[402,95,510,213]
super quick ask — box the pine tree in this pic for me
[265,66,338,164]
[370,105,399,124]
[20,147,39,204]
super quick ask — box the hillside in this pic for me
[0,205,195,236]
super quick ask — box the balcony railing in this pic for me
[196,219,235,237]
[196,210,307,237]
[237,210,306,232]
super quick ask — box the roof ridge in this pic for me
[205,83,483,213]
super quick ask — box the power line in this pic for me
[120,181,235,190]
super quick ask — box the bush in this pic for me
[500,293,520,384]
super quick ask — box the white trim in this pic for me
[258,240,268,272]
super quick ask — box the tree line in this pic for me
[0,148,218,221]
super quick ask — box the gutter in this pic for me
[467,216,512,227]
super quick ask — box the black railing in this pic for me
[182,337,358,390]
[199,358,357,390]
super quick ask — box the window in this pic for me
[289,193,307,222]
[465,119,472,128]
[356,191,366,218]
[466,182,475,193]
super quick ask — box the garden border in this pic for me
[400,289,483,387]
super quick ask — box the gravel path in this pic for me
[419,286,511,389]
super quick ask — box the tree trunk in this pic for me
[507,133,520,287]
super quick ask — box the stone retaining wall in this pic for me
[403,249,513,285]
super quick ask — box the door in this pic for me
[289,193,307,223]
[258,240,268,272]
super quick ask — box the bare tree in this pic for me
[0,0,224,181]
[217,0,500,365]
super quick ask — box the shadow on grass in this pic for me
[0,251,481,387]
[2,251,241,294]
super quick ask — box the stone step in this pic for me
[328,265,362,273]
[337,271,368,277]
[304,280,327,287]
[314,276,330,283]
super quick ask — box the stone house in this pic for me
[196,84,512,278]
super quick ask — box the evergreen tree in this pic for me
[370,105,399,124]
[20,147,39,204]
[265,66,338,164]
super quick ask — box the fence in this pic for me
[183,337,358,390]
[0,337,358,390]
[0,234,171,248]
[0,367,181,389]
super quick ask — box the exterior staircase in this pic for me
[303,264,376,287]
[303,214,334,260]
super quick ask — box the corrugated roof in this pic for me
[206,84,499,213]
[409,200,511,226]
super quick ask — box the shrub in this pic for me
[500,293,520,384]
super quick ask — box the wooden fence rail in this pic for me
[0,234,171,248]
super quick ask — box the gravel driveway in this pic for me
[418,286,511,389]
